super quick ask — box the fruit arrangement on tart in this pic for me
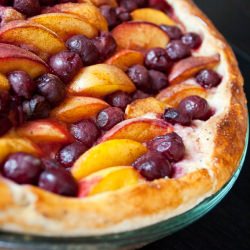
[0,0,247,236]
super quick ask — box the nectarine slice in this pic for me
[156,82,207,107]
[0,6,24,26]
[71,139,147,180]
[51,96,109,123]
[125,97,167,119]
[76,0,93,4]
[30,13,98,41]
[78,166,142,197]
[100,118,173,143]
[68,64,136,97]
[112,21,170,50]
[0,138,41,163]
[168,55,220,85]
[80,0,118,7]
[0,73,9,91]
[131,8,176,26]
[43,3,108,31]
[0,20,66,60]
[16,119,72,144]
[0,43,49,78]
[105,49,144,71]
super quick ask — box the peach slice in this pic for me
[0,20,66,60]
[30,13,98,41]
[0,43,49,78]
[78,166,142,197]
[16,119,72,144]
[168,55,220,85]
[71,139,147,180]
[131,8,176,26]
[68,64,136,97]
[112,21,170,50]
[76,0,93,4]
[79,0,118,7]
[0,138,41,163]
[43,3,108,31]
[99,117,173,143]
[91,0,117,7]
[51,96,109,123]
[105,49,144,71]
[0,6,24,26]
[125,97,167,119]
[0,73,9,91]
[156,82,207,107]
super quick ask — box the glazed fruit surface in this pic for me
[0,0,222,198]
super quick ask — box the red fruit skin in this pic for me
[148,0,173,14]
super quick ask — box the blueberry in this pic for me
[105,91,132,110]
[163,107,192,126]
[147,132,185,162]
[100,5,119,29]
[132,151,172,181]
[57,142,88,168]
[8,71,35,99]
[36,74,66,106]
[22,95,50,120]
[38,168,78,197]
[127,65,150,92]
[178,95,210,120]
[2,153,43,185]
[13,0,41,17]
[96,107,124,131]
[66,35,99,66]
[196,69,222,89]
[93,32,117,61]
[148,70,168,93]
[145,48,171,72]
[70,120,100,147]
[166,40,191,61]
[181,32,202,49]
[49,51,83,83]
[160,25,183,40]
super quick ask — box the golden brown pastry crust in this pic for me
[0,0,247,235]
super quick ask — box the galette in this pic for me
[0,0,247,236]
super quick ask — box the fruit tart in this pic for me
[0,0,247,236]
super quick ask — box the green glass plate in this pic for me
[0,124,248,250]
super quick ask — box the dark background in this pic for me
[143,1,250,249]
